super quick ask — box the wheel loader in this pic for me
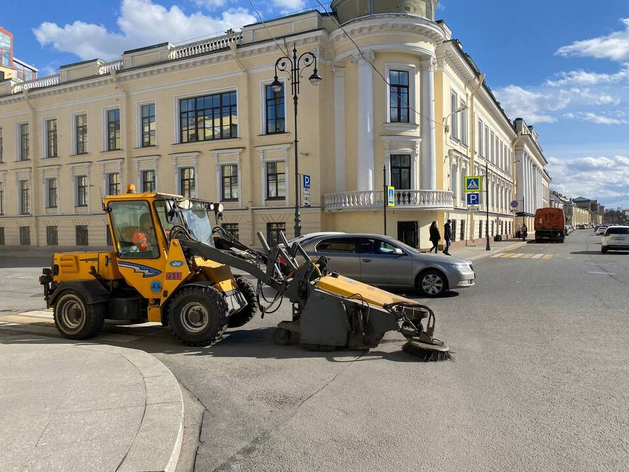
[39,188,451,360]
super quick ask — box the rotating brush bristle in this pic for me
[402,340,453,362]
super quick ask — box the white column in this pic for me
[420,57,437,190]
[333,65,346,193]
[351,51,375,191]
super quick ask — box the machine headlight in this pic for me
[451,263,471,272]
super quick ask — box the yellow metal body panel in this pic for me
[315,274,412,309]
[54,252,122,282]
[194,257,238,293]
[159,239,192,313]
[148,306,162,323]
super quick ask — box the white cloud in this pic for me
[494,85,572,124]
[272,0,306,14]
[547,155,629,207]
[194,0,227,9]
[556,18,629,62]
[546,65,629,87]
[33,0,256,60]
[563,112,627,125]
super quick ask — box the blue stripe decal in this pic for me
[117,261,162,278]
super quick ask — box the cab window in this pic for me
[360,238,400,255]
[109,201,159,258]
[154,200,183,240]
[316,238,359,253]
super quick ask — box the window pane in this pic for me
[109,201,159,258]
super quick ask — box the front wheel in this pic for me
[227,276,259,328]
[168,286,229,346]
[54,291,105,340]
[416,270,448,297]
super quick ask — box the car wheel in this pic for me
[416,270,448,297]
[54,291,105,340]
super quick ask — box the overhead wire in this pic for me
[248,0,290,56]
[314,0,444,128]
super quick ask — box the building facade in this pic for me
[0,0,549,248]
[0,27,38,82]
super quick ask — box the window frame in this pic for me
[222,223,239,240]
[478,118,484,157]
[47,178,58,209]
[450,90,459,140]
[76,175,88,207]
[266,222,286,246]
[17,122,29,162]
[265,160,286,201]
[75,225,89,246]
[74,113,88,155]
[46,225,58,246]
[19,179,30,215]
[460,99,468,146]
[179,167,196,198]
[45,118,58,158]
[177,90,238,143]
[221,164,239,202]
[19,226,30,246]
[105,108,121,151]
[139,102,156,148]
[388,69,411,124]
[390,154,412,190]
[264,83,286,135]
[142,169,156,193]
[0,180,4,215]
[0,126,3,163]
[107,172,121,196]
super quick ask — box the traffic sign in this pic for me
[465,176,482,193]
[467,193,480,205]
[510,200,519,209]
[387,186,395,207]
[303,174,311,189]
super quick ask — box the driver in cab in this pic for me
[132,214,154,251]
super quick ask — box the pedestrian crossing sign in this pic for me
[465,176,482,193]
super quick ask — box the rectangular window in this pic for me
[179,91,238,143]
[76,176,88,207]
[19,226,30,246]
[460,220,465,241]
[179,167,195,198]
[389,70,409,123]
[0,181,4,215]
[0,227,4,246]
[222,223,239,240]
[221,164,239,201]
[46,119,58,158]
[461,100,468,145]
[141,103,156,147]
[490,131,495,164]
[484,125,489,161]
[265,84,285,134]
[266,161,286,200]
[47,178,58,208]
[450,91,459,140]
[0,127,3,163]
[19,123,29,161]
[46,226,58,246]
[108,173,120,196]
[107,109,121,151]
[106,225,113,246]
[142,170,155,192]
[75,114,87,154]
[390,155,411,190]
[267,222,286,246]
[76,225,89,246]
[478,119,484,157]
[19,180,30,215]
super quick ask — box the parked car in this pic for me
[298,233,475,297]
[596,225,609,235]
[602,226,629,253]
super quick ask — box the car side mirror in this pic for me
[393,248,405,256]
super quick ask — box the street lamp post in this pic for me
[271,45,322,238]
[485,159,491,251]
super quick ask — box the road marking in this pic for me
[542,254,555,259]
[491,254,505,258]
[510,253,524,258]
[588,271,616,276]
[500,253,516,258]
[520,254,535,259]
[532,254,544,259]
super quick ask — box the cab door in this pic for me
[107,199,168,300]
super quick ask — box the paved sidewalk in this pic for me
[446,238,530,262]
[0,332,183,472]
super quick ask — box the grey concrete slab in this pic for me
[56,382,146,412]
[118,402,184,472]
[0,411,52,471]
[145,374,182,405]
[0,376,73,416]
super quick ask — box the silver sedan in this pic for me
[297,233,475,297]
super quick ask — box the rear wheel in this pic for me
[168,286,228,346]
[227,276,259,328]
[54,291,105,340]
[416,270,448,297]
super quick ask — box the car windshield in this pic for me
[179,201,215,246]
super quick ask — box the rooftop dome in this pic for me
[330,0,438,24]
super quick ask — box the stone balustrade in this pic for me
[323,189,454,211]
[169,32,244,60]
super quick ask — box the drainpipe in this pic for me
[24,90,39,246]
[467,73,485,246]
[230,42,254,245]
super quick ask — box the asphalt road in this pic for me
[1,230,628,471]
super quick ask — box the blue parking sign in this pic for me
[467,193,480,205]
[303,174,311,189]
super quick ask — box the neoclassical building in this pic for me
[0,0,548,248]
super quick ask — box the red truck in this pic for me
[534,208,566,243]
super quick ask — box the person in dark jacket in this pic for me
[429,221,440,253]
[443,219,452,255]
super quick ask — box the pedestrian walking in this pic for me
[429,221,440,253]
[443,219,452,255]
[522,223,528,240]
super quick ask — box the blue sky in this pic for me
[3,0,629,208]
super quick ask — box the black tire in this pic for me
[416,269,448,297]
[273,327,292,345]
[53,291,105,340]
[227,276,259,328]
[168,286,229,346]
